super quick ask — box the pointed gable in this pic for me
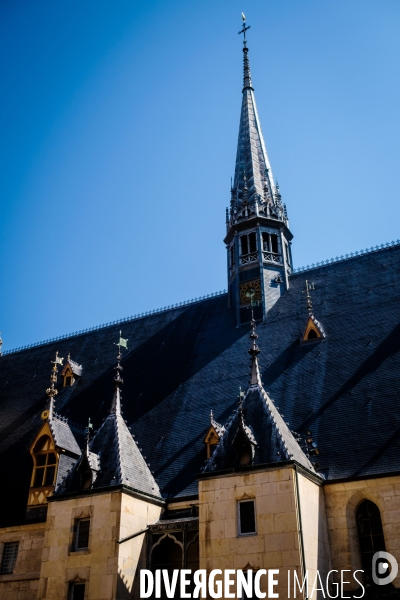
[302,315,326,342]
[206,385,313,472]
[204,315,313,473]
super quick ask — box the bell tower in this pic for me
[225,16,293,325]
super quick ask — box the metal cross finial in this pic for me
[238,14,251,44]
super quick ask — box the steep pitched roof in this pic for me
[2,246,400,525]
[49,413,81,455]
[204,321,313,473]
[233,41,275,207]
[56,359,161,499]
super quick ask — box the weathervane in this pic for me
[114,331,128,354]
[238,13,251,44]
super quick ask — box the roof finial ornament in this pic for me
[0,331,3,356]
[84,417,93,456]
[238,13,251,46]
[111,332,128,416]
[248,313,262,387]
[46,351,64,420]
[304,280,315,317]
[239,14,253,91]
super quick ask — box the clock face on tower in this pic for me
[239,279,262,306]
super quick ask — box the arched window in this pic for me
[151,534,183,598]
[356,499,386,585]
[31,436,58,488]
[307,328,318,340]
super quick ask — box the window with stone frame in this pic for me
[238,500,257,536]
[69,582,85,600]
[74,518,90,550]
[0,541,19,574]
[356,499,386,585]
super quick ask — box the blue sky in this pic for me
[1,0,400,351]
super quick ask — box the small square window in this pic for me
[0,541,19,574]
[74,519,90,550]
[70,583,85,600]
[238,500,256,536]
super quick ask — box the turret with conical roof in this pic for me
[56,338,161,499]
[225,16,293,325]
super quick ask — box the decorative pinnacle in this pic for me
[84,417,93,456]
[46,351,63,419]
[111,332,128,416]
[0,331,3,356]
[303,280,315,316]
[239,15,253,91]
[248,316,262,386]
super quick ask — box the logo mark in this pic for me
[372,551,398,585]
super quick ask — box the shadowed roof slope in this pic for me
[1,246,400,525]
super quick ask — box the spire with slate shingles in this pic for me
[232,17,276,210]
[224,17,294,325]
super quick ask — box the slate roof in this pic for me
[57,410,160,499]
[233,43,276,206]
[49,414,81,456]
[2,246,400,525]
[205,383,314,473]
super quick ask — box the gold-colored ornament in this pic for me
[41,410,49,420]
[240,279,262,306]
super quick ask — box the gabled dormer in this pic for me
[301,280,326,343]
[204,411,226,459]
[26,352,81,522]
[61,354,82,387]
[204,316,313,473]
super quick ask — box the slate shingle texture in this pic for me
[1,246,400,525]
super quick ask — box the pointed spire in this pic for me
[248,316,262,386]
[110,350,123,416]
[233,17,276,208]
[45,351,63,419]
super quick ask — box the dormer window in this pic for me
[31,435,58,488]
[204,428,220,459]
[301,316,326,344]
[61,356,82,387]
[204,412,225,459]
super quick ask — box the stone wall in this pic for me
[199,466,303,597]
[0,522,46,600]
[117,493,162,599]
[37,489,162,600]
[325,475,400,591]
[297,470,331,598]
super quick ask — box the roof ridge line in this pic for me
[292,239,400,274]
[2,289,228,356]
